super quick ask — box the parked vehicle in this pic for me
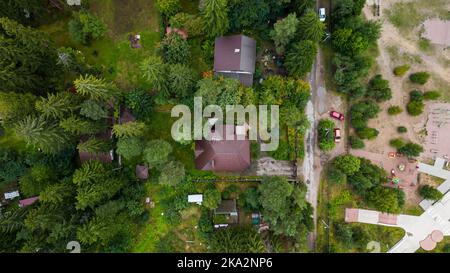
[330,111,345,121]
[334,128,341,143]
[319,8,326,22]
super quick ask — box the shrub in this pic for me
[327,167,347,184]
[160,32,190,64]
[423,91,441,100]
[397,126,407,133]
[333,155,361,176]
[409,72,430,85]
[389,138,405,149]
[68,11,106,44]
[407,101,424,116]
[393,65,410,76]
[398,142,423,157]
[156,0,180,17]
[387,106,402,115]
[366,74,392,102]
[349,135,365,149]
[419,185,443,201]
[356,127,379,140]
[318,119,335,151]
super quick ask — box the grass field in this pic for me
[40,0,162,89]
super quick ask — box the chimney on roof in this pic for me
[234,48,240,53]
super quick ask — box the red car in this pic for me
[334,128,341,143]
[330,111,344,121]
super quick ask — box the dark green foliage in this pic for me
[19,165,56,197]
[327,167,347,184]
[349,135,365,149]
[167,64,198,99]
[349,100,380,130]
[285,40,317,78]
[0,92,36,125]
[158,161,185,186]
[222,185,241,199]
[297,9,326,43]
[160,32,190,64]
[366,74,392,102]
[116,137,144,161]
[406,90,424,116]
[0,17,61,94]
[367,186,402,213]
[333,54,372,99]
[259,176,313,239]
[68,11,107,45]
[239,187,261,212]
[334,222,354,247]
[397,126,407,133]
[318,119,335,151]
[347,158,386,195]
[209,227,265,253]
[125,88,154,120]
[229,0,270,31]
[419,185,443,201]
[409,72,430,85]
[356,127,379,140]
[389,138,405,149]
[203,188,222,210]
[156,0,181,17]
[333,155,361,176]
[0,148,26,186]
[398,142,423,157]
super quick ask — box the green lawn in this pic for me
[39,0,162,89]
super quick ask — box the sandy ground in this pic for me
[357,0,450,207]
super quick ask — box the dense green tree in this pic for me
[366,74,392,102]
[139,56,168,93]
[68,11,107,45]
[398,142,423,157]
[389,138,405,149]
[285,40,317,77]
[349,100,380,129]
[333,53,372,99]
[125,88,154,120]
[367,186,402,213]
[80,99,108,121]
[209,227,265,253]
[195,77,243,107]
[167,64,198,99]
[347,158,386,195]
[77,201,128,246]
[0,148,26,185]
[318,119,335,151]
[327,167,347,184]
[229,0,270,31]
[112,121,146,138]
[40,180,75,205]
[59,115,104,135]
[356,127,379,140]
[349,135,365,149]
[239,187,261,211]
[160,32,191,64]
[0,92,36,125]
[77,138,112,154]
[297,10,325,43]
[19,165,56,197]
[203,188,222,210]
[74,75,118,102]
[409,72,430,85]
[419,185,443,201]
[259,176,313,238]
[201,0,229,38]
[143,140,172,169]
[156,0,181,17]
[0,0,45,24]
[334,222,354,247]
[0,17,61,94]
[169,13,204,36]
[35,92,80,119]
[158,161,185,186]
[14,115,71,154]
[72,161,126,210]
[332,28,369,56]
[116,137,144,160]
[333,155,361,175]
[270,13,299,54]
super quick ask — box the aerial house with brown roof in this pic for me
[214,34,256,87]
[195,124,250,172]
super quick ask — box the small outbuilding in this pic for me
[136,165,149,180]
[19,196,39,208]
[4,191,20,200]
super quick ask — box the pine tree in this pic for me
[297,10,325,43]
[59,115,104,135]
[77,138,112,154]
[74,75,118,102]
[0,17,61,94]
[14,115,71,154]
[202,0,229,38]
[112,121,146,138]
[35,92,80,119]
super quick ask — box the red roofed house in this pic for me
[195,124,250,172]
